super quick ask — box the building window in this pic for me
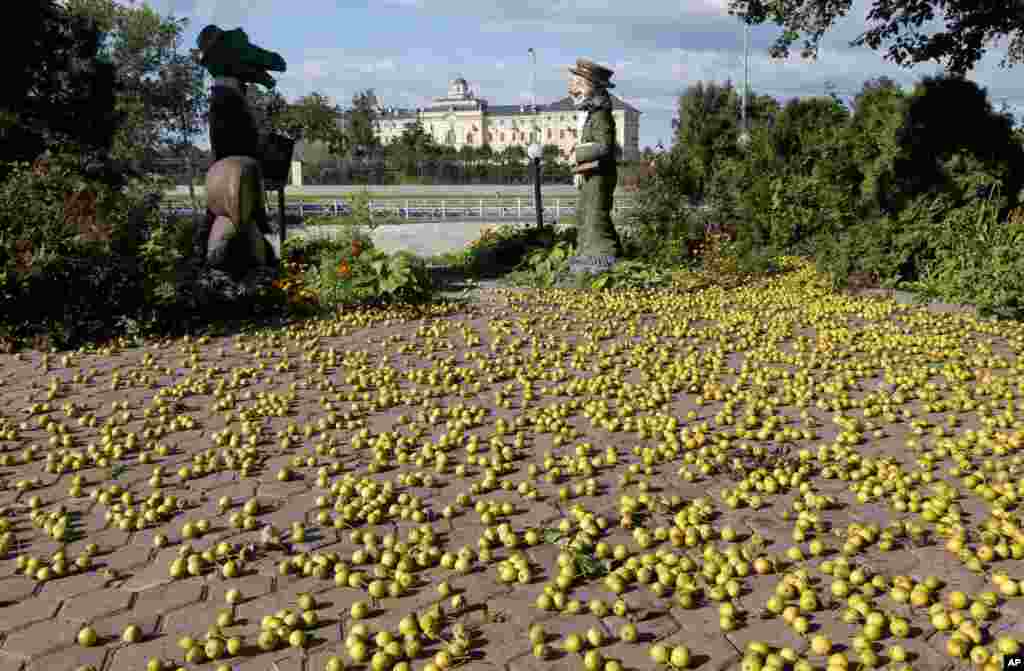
[547,129,552,140]
[559,130,565,140]
[500,132,505,142]
[466,133,473,144]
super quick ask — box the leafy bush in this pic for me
[898,198,1024,320]
[814,184,992,293]
[300,241,433,315]
[4,247,147,352]
[505,240,576,289]
[616,147,705,267]
[0,156,89,285]
[0,151,184,349]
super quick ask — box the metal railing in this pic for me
[159,197,637,222]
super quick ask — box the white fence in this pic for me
[160,197,639,222]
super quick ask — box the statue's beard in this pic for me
[571,92,592,108]
[573,89,608,110]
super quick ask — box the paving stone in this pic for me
[233,592,301,628]
[0,597,63,635]
[232,648,305,671]
[59,588,133,624]
[97,544,152,574]
[161,601,237,636]
[0,577,38,606]
[0,652,23,671]
[36,571,109,601]
[3,280,1024,671]
[84,611,160,644]
[723,614,810,658]
[648,629,742,671]
[106,636,178,671]
[130,578,205,619]
[603,612,681,643]
[255,478,312,501]
[23,643,107,671]
[117,547,182,592]
[1,619,78,660]
[206,574,275,607]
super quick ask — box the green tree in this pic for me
[842,77,909,216]
[726,0,1024,76]
[672,80,746,204]
[346,90,382,160]
[894,74,1024,218]
[386,119,443,180]
[60,0,193,173]
[153,45,209,214]
[3,0,124,183]
[276,93,348,157]
[541,143,565,181]
[769,96,851,171]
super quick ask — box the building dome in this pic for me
[448,77,471,98]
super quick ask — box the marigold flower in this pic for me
[337,262,351,277]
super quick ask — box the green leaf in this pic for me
[575,552,608,578]
[543,528,563,544]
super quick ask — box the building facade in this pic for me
[291,77,641,184]
[374,78,641,162]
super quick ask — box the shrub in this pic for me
[898,196,1024,320]
[299,239,434,315]
[0,156,87,285]
[616,147,705,267]
[5,247,147,351]
[0,152,183,349]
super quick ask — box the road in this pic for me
[266,220,579,262]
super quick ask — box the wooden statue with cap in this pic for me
[565,58,623,280]
[195,24,285,279]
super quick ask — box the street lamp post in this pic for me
[528,142,543,229]
[738,18,751,148]
[527,48,543,229]
[528,48,537,112]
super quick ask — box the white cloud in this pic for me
[122,0,1024,153]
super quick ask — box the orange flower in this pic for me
[337,262,351,277]
[351,240,363,257]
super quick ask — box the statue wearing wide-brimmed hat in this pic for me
[560,58,623,285]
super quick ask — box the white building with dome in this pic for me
[290,76,641,183]
[374,77,641,161]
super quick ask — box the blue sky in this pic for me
[117,0,1024,153]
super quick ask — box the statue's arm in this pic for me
[574,110,614,163]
